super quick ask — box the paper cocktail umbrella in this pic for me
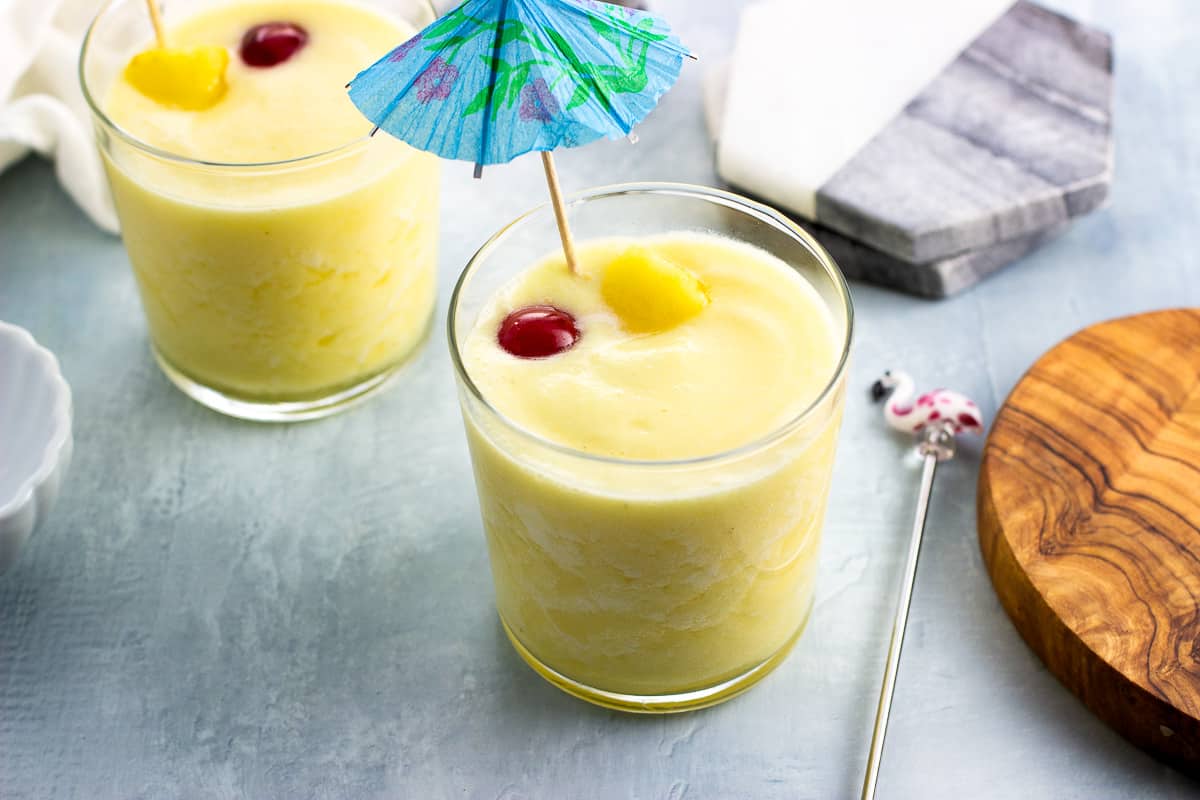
[347,0,692,271]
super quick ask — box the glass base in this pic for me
[153,335,427,423]
[500,605,812,714]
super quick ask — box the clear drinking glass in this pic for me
[449,183,853,712]
[79,0,438,421]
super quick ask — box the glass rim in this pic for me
[447,181,855,469]
[77,0,436,170]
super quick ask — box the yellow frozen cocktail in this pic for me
[83,0,438,420]
[450,186,852,711]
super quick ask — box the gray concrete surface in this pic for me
[2,0,1199,797]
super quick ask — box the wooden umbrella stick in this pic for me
[540,151,580,275]
[144,0,167,46]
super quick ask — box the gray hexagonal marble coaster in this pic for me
[709,1,1113,295]
[806,218,1067,299]
[811,1,1113,265]
[722,183,1069,299]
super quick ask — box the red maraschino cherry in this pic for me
[498,305,580,358]
[240,22,309,67]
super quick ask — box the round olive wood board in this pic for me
[978,308,1200,773]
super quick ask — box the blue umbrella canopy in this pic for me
[346,0,692,170]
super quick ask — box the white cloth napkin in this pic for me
[714,0,1012,221]
[0,0,118,233]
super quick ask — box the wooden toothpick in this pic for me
[540,151,580,275]
[144,0,167,47]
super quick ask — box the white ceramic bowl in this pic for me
[0,321,72,573]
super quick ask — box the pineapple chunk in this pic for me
[601,246,710,333]
[124,46,230,110]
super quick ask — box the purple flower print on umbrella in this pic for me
[415,57,459,103]
[388,35,422,62]
[519,78,559,123]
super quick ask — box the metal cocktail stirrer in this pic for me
[861,370,985,800]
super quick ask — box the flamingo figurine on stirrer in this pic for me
[861,370,984,800]
[346,0,694,274]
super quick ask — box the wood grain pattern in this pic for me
[978,309,1200,774]
[816,1,1113,265]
